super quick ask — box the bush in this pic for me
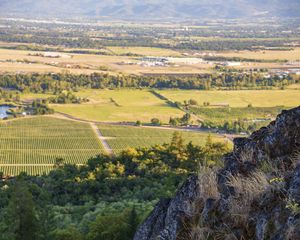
[135,120,142,126]
[151,118,161,126]
[51,227,84,240]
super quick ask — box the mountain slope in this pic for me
[135,106,300,239]
[0,0,299,20]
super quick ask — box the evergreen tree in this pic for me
[4,179,38,240]
[126,208,139,238]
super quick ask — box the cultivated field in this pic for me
[0,114,230,175]
[108,46,182,57]
[1,44,295,75]
[97,124,228,154]
[158,89,300,108]
[0,47,211,75]
[218,47,300,61]
[190,106,284,125]
[52,89,183,123]
[0,117,104,175]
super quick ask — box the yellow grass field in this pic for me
[158,89,300,107]
[51,89,184,123]
[107,46,182,57]
[0,44,296,76]
[218,48,300,61]
[0,48,212,75]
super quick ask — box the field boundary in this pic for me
[52,113,235,142]
[90,122,114,155]
[150,90,205,123]
[0,164,85,166]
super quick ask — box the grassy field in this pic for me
[0,48,211,75]
[0,48,125,75]
[0,45,294,75]
[107,46,182,57]
[158,89,300,108]
[218,48,300,61]
[20,93,54,102]
[97,124,228,154]
[52,89,183,123]
[0,116,104,175]
[190,106,284,125]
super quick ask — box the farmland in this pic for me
[0,10,299,240]
[217,47,300,61]
[30,88,300,126]
[190,106,284,125]
[52,89,183,123]
[0,115,229,175]
[0,116,104,175]
[97,124,229,154]
[0,47,212,75]
[0,45,295,76]
[158,89,300,108]
[107,46,182,57]
[156,89,300,132]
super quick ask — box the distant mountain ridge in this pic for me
[0,0,299,20]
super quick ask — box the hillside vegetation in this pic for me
[0,131,230,239]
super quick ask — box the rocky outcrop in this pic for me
[135,106,300,240]
[134,175,201,240]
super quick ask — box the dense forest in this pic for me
[0,133,230,240]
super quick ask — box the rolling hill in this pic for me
[0,0,299,20]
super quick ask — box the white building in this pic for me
[222,62,241,67]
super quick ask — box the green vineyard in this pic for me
[0,117,229,175]
[0,117,104,175]
[97,124,228,154]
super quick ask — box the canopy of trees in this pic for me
[0,134,230,239]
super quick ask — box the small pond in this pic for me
[0,105,16,119]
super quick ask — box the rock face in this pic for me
[135,106,300,240]
[134,175,201,240]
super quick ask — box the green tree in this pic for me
[3,179,38,240]
[169,117,179,126]
[151,118,161,126]
[87,211,130,240]
[171,131,185,150]
[135,120,142,126]
[51,227,84,240]
[181,113,191,125]
[127,208,139,238]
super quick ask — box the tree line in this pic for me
[0,72,298,93]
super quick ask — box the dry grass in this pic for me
[290,151,300,168]
[226,171,269,227]
[0,48,211,75]
[198,167,220,202]
[107,46,182,57]
[159,89,300,108]
[187,226,212,240]
[237,148,255,163]
[219,47,300,61]
[181,167,220,240]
